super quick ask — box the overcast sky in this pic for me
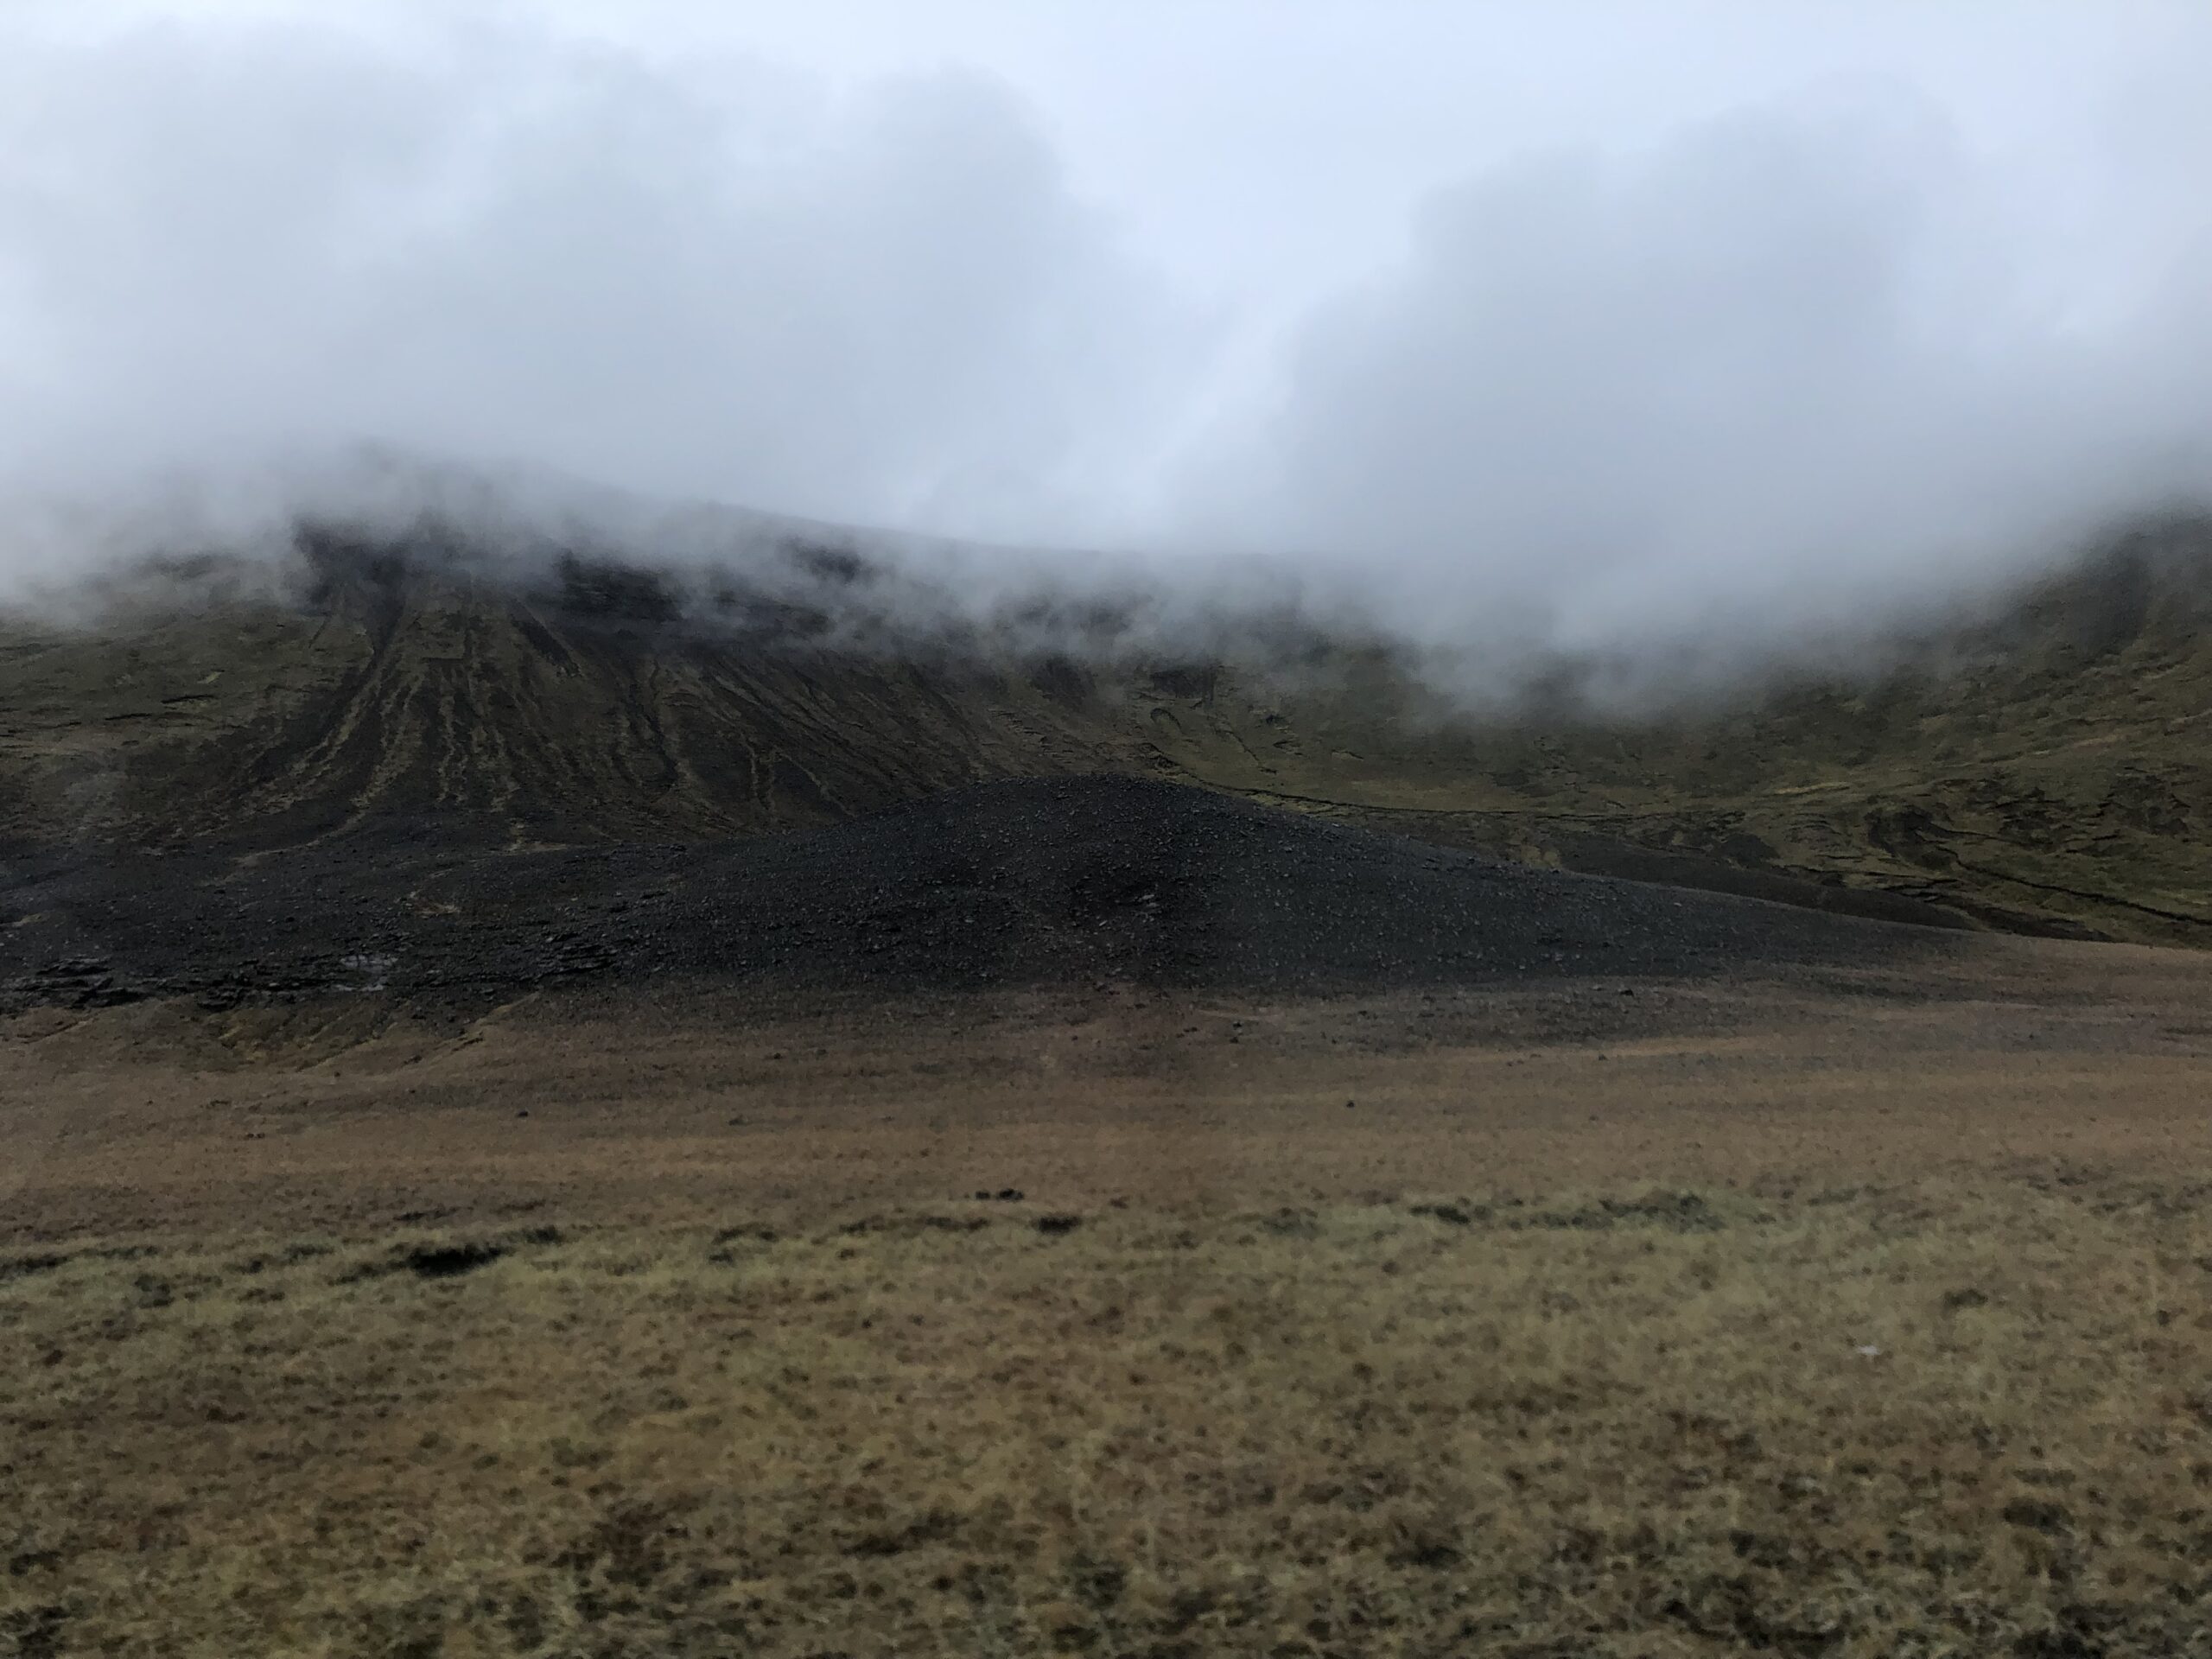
[3,2,2209,655]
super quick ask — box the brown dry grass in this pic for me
[7,946,2212,1656]
[6,1181,2212,1657]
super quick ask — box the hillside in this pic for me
[0,530,1157,850]
[1140,519,2212,943]
[3,514,2209,944]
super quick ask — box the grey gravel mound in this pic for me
[0,775,1947,1014]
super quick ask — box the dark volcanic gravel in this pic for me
[0,775,1945,1014]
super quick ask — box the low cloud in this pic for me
[3,10,2209,689]
[1207,81,2212,663]
[0,18,1193,552]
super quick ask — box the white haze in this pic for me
[3,3,2209,678]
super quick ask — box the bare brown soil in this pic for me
[8,937,2209,1242]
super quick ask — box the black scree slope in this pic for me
[2,776,1941,1014]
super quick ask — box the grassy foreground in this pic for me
[4,1176,2210,1658]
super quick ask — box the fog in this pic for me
[3,3,2210,679]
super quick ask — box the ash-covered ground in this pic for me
[0,775,1946,1016]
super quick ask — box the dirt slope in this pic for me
[0,531,1154,851]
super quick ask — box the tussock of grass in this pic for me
[3,1179,2209,1656]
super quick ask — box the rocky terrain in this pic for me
[0,775,1941,1016]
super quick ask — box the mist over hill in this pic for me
[4,7,2210,673]
[5,7,2211,963]
[4,501,2209,946]
[15,20,2212,1658]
